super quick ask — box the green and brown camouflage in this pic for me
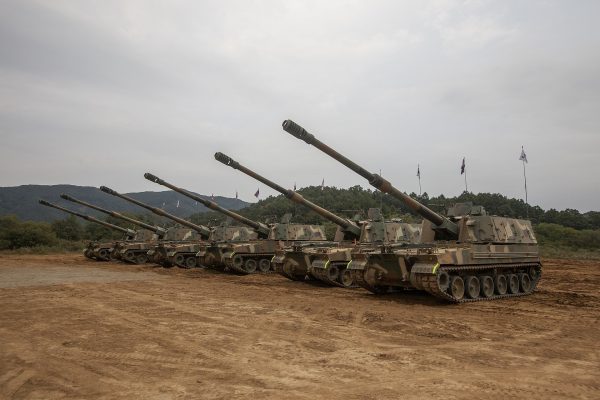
[143,172,275,270]
[283,120,542,302]
[214,152,329,274]
[213,152,364,285]
[275,208,421,287]
[99,186,211,267]
[62,193,167,264]
[39,199,136,261]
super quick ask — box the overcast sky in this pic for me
[1,0,598,212]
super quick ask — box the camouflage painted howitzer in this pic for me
[99,186,209,268]
[214,152,329,274]
[39,199,136,261]
[144,173,270,273]
[283,119,542,302]
[215,153,368,287]
[275,208,421,287]
[61,193,167,265]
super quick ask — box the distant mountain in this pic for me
[0,185,249,222]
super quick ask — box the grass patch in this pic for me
[540,245,600,260]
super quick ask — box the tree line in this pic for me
[1,186,598,252]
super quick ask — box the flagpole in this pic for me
[417,164,422,196]
[379,169,383,211]
[522,156,528,218]
[464,169,468,193]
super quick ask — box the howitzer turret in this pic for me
[282,120,458,239]
[99,186,211,239]
[144,173,270,238]
[214,152,361,240]
[39,200,136,238]
[60,194,165,237]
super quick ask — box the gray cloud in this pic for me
[1,0,599,211]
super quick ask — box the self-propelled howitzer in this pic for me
[213,153,329,274]
[39,199,135,261]
[61,193,167,264]
[282,120,542,302]
[99,186,210,267]
[214,152,365,286]
[143,173,267,270]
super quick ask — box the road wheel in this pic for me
[465,275,480,299]
[244,258,257,273]
[340,269,354,287]
[479,275,494,298]
[98,249,109,260]
[175,254,185,266]
[495,274,507,295]
[185,257,197,268]
[437,270,450,292]
[326,264,340,282]
[136,254,148,264]
[507,274,519,294]
[258,258,271,273]
[519,273,532,293]
[449,276,465,300]
[232,255,244,269]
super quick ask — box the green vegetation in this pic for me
[1,187,598,258]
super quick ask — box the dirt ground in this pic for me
[0,254,598,399]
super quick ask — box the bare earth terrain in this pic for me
[0,254,598,399]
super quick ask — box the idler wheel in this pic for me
[465,275,480,299]
[98,249,109,260]
[507,274,519,294]
[437,270,450,292]
[326,264,340,282]
[340,269,354,288]
[136,254,148,265]
[124,251,135,261]
[175,254,185,266]
[479,275,494,298]
[244,259,257,273]
[449,276,465,300]
[519,273,532,293]
[185,257,197,268]
[495,274,508,295]
[258,259,271,273]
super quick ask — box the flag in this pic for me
[235,190,238,199]
[254,188,260,198]
[519,146,528,163]
[176,200,180,208]
[321,178,324,191]
[211,193,215,201]
[293,182,296,191]
[460,157,466,175]
[417,164,420,178]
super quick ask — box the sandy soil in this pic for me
[0,254,598,399]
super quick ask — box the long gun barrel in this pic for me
[60,194,166,236]
[281,120,458,238]
[144,173,270,238]
[214,152,361,238]
[39,200,136,238]
[99,186,211,239]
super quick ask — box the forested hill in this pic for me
[0,185,248,222]
[189,185,600,231]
